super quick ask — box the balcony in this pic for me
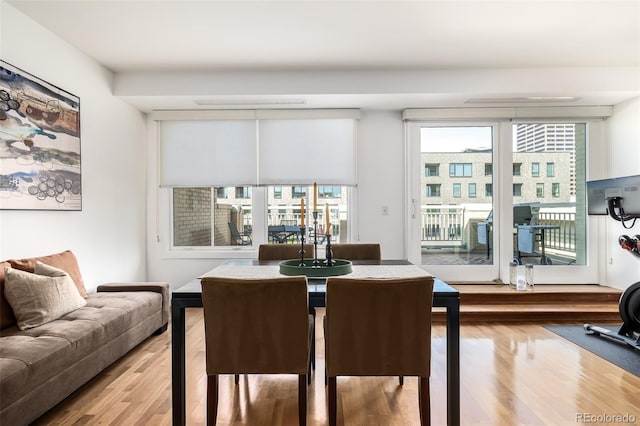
[421,203,578,265]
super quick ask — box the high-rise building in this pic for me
[515,124,576,195]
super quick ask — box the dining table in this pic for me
[171,259,460,426]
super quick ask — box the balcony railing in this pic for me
[421,206,466,246]
[420,203,578,260]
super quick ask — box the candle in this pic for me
[325,203,330,235]
[313,182,318,212]
[300,198,305,228]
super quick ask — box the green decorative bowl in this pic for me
[279,259,353,277]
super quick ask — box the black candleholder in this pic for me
[324,234,334,266]
[299,227,306,266]
[312,211,320,265]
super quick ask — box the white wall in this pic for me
[356,110,405,258]
[0,4,148,293]
[605,96,640,290]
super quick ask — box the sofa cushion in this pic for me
[3,265,87,330]
[8,250,88,298]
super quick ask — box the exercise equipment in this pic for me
[618,234,640,257]
[584,281,640,352]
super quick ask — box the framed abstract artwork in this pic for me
[0,60,81,210]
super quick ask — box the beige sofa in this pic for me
[0,250,169,426]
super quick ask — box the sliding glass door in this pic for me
[407,123,499,281]
[407,118,600,284]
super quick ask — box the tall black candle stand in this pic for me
[299,227,306,267]
[312,212,320,265]
[324,234,334,266]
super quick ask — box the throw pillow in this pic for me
[3,263,87,330]
[0,261,17,330]
[8,250,88,298]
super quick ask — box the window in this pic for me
[513,163,522,176]
[158,112,359,255]
[172,186,253,248]
[468,183,477,198]
[449,163,472,177]
[273,186,282,199]
[173,188,212,247]
[452,183,461,198]
[235,186,251,199]
[425,163,439,176]
[485,183,492,197]
[513,122,588,269]
[267,185,350,243]
[291,186,307,198]
[532,162,540,177]
[513,183,522,196]
[407,115,598,284]
[318,185,341,198]
[426,184,441,197]
[216,187,228,199]
[484,163,492,176]
[547,162,555,177]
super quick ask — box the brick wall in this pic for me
[173,188,212,246]
[214,203,233,245]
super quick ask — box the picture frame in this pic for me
[0,60,81,210]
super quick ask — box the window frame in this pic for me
[424,163,440,177]
[426,183,442,197]
[468,183,477,198]
[531,162,540,177]
[449,163,473,177]
[547,162,555,177]
[452,183,461,198]
[513,163,522,176]
[513,183,522,197]
[291,186,307,198]
[273,186,282,199]
[485,183,493,197]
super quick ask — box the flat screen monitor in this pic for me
[587,175,640,216]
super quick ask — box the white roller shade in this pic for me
[258,119,357,185]
[160,120,257,186]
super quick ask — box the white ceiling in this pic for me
[7,0,640,111]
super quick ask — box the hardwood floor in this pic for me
[34,308,640,425]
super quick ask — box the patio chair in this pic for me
[228,222,252,245]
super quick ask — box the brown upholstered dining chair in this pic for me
[330,243,381,261]
[200,276,312,426]
[258,243,315,261]
[324,276,434,426]
[258,243,317,370]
